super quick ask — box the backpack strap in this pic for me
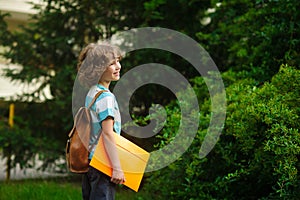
[68,90,108,139]
[87,90,108,109]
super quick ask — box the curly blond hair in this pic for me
[77,43,121,88]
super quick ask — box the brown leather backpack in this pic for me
[66,90,106,173]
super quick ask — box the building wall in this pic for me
[0,0,51,100]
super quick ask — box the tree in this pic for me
[0,0,213,171]
[0,0,145,170]
[0,102,36,180]
[0,0,147,171]
[198,0,300,81]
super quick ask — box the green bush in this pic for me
[140,65,300,199]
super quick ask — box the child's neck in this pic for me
[98,81,110,89]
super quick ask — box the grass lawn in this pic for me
[0,177,149,200]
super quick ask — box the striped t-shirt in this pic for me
[85,84,121,159]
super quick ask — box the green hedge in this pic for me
[140,65,300,199]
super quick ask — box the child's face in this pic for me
[100,59,121,82]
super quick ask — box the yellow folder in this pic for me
[89,133,150,192]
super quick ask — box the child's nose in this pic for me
[116,61,121,69]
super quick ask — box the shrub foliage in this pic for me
[142,65,300,199]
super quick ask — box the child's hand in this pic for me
[111,169,125,184]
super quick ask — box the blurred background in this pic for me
[0,0,299,199]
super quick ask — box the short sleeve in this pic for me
[95,94,115,123]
